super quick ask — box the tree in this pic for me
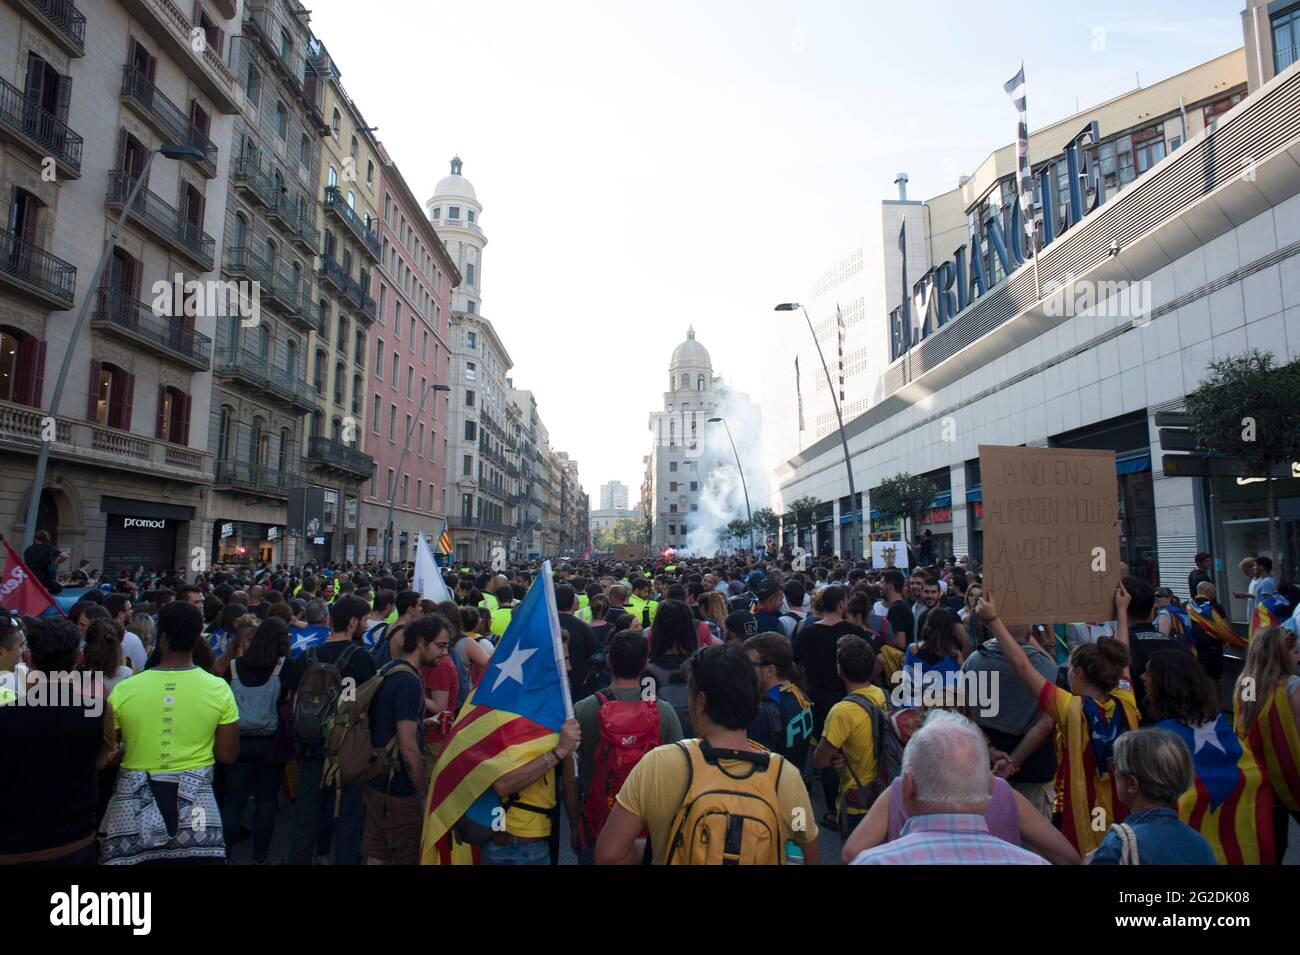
[1184,350,1300,569]
[611,517,643,545]
[750,507,780,545]
[725,517,751,552]
[871,473,940,552]
[784,496,821,547]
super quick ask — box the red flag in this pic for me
[0,538,60,617]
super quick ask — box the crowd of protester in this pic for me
[1,543,1297,866]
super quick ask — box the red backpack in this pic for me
[580,691,660,844]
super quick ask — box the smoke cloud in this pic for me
[682,387,768,556]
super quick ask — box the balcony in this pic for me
[90,288,211,370]
[0,399,211,484]
[231,157,274,207]
[213,459,303,498]
[0,75,82,177]
[262,265,311,327]
[318,255,347,294]
[0,230,75,310]
[448,515,515,537]
[223,244,271,286]
[306,436,375,481]
[292,207,319,255]
[341,271,375,322]
[106,170,215,270]
[213,346,315,413]
[7,0,86,56]
[323,186,380,260]
[119,0,240,114]
[119,66,218,178]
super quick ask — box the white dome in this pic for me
[432,155,477,202]
[670,326,710,367]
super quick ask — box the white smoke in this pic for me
[682,387,769,556]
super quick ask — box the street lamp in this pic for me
[707,416,755,554]
[384,382,451,566]
[775,302,862,562]
[21,144,207,553]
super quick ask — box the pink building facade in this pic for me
[357,149,460,564]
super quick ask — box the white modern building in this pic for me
[599,480,629,511]
[768,13,1300,624]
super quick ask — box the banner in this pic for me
[979,445,1120,625]
[871,539,909,571]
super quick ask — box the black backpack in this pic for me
[646,660,692,737]
[293,643,361,755]
[579,645,613,698]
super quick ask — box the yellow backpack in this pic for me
[665,740,786,865]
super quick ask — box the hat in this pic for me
[752,581,780,602]
[725,610,758,640]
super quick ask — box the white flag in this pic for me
[414,533,453,604]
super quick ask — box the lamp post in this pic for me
[384,382,451,566]
[775,302,861,562]
[21,144,207,553]
[707,416,754,554]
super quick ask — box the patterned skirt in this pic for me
[99,767,227,865]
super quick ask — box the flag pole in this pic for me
[539,560,574,720]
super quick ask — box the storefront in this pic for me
[214,521,283,567]
[100,497,190,577]
[1213,470,1300,623]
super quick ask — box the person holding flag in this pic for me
[0,535,62,619]
[1142,649,1274,864]
[1187,581,1246,651]
[1251,589,1292,640]
[1233,626,1300,862]
[420,561,580,865]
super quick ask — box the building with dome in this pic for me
[644,327,726,552]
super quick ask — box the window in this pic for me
[465,361,477,381]
[1133,124,1165,175]
[431,207,440,220]
[366,160,374,186]
[1203,92,1245,132]
[421,330,428,363]
[464,421,477,441]
[406,365,414,400]
[668,524,676,536]
[467,209,475,223]
[448,206,460,219]
[669,461,678,472]
[331,107,341,139]
[697,375,705,391]
[670,482,678,492]
[386,468,395,501]
[0,328,44,406]
[466,262,475,285]
[461,494,473,520]
[467,301,475,314]
[463,454,473,476]
[416,479,422,506]
[1274,5,1300,73]
[245,63,260,105]
[467,330,477,349]
[372,394,381,432]
[690,481,698,491]
[669,505,678,514]
[314,349,327,395]
[299,133,310,167]
[391,352,399,386]
[328,166,338,189]
[333,362,345,405]
[352,375,362,414]
[388,403,397,440]
[350,136,358,161]
[394,302,402,338]
[89,362,133,430]
[275,101,288,139]
[375,338,384,376]
[354,327,365,364]
[465,389,475,407]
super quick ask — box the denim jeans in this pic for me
[480,838,550,866]
[290,755,363,865]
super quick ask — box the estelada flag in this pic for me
[1161,714,1274,865]
[1187,598,1246,650]
[419,560,572,864]
[0,538,60,618]
[1234,679,1300,813]
[1250,592,1290,639]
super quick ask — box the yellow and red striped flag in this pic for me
[419,561,572,864]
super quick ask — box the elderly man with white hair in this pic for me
[849,710,1049,865]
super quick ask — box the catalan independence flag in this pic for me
[437,521,453,557]
[1250,592,1291,639]
[1160,714,1275,865]
[1234,679,1300,813]
[419,560,573,864]
[1187,598,1246,650]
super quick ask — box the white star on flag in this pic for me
[1191,720,1226,755]
[491,645,538,691]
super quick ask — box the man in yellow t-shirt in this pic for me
[478,720,580,865]
[596,644,820,865]
[814,634,888,834]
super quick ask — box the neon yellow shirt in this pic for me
[110,668,239,772]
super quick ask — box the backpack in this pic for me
[646,660,692,737]
[292,643,361,753]
[370,623,404,667]
[579,644,614,698]
[323,660,418,794]
[664,740,786,865]
[363,621,388,651]
[580,691,660,844]
[230,658,284,736]
[450,636,475,706]
[836,692,906,830]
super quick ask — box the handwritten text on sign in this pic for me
[979,445,1120,625]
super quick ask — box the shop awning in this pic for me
[967,486,982,503]
[1117,451,1152,475]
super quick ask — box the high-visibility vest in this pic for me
[491,605,515,637]
[480,593,499,612]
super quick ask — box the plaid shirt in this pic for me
[849,813,1049,865]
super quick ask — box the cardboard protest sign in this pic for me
[979,445,1121,625]
[871,540,909,570]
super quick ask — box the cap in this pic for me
[753,581,780,601]
[725,610,758,640]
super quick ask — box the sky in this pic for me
[305,0,1243,496]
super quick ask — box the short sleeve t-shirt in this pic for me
[792,620,869,725]
[615,740,818,863]
[886,600,915,646]
[422,656,458,743]
[109,667,239,772]
[369,662,425,795]
[822,685,889,816]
